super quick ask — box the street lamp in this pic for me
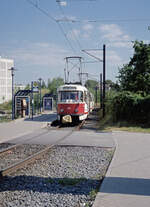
[38,78,42,113]
[8,67,16,120]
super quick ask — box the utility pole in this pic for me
[38,78,42,113]
[95,86,98,106]
[103,44,106,117]
[31,81,34,120]
[100,73,103,109]
[9,67,16,120]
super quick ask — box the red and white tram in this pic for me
[57,83,94,123]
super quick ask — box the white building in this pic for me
[0,57,14,104]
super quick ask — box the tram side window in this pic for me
[79,91,83,102]
[84,91,87,103]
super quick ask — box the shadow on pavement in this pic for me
[24,113,57,123]
[101,176,150,196]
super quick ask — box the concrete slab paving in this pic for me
[0,112,57,143]
[8,129,71,145]
[93,131,150,207]
[59,131,115,148]
[7,129,115,148]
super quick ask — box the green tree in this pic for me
[25,83,30,90]
[85,79,98,90]
[118,41,150,95]
[85,79,99,103]
[105,80,120,91]
[48,77,64,96]
[41,80,46,88]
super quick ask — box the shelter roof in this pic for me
[43,93,53,98]
[15,90,32,97]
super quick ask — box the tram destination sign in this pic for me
[63,86,77,90]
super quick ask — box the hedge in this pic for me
[111,91,150,125]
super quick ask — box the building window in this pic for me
[0,79,6,85]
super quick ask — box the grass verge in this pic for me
[98,110,150,133]
[0,116,11,123]
[58,177,87,186]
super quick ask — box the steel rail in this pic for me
[0,121,85,178]
[0,130,50,157]
[76,120,85,130]
[0,144,20,155]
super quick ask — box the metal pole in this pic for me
[66,58,69,83]
[103,44,106,117]
[38,78,42,113]
[40,80,42,113]
[64,68,66,83]
[31,81,34,120]
[12,71,14,120]
[100,73,103,109]
[79,57,82,84]
[9,67,15,120]
[95,86,97,106]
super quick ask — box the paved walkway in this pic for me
[93,131,150,207]
[0,112,57,143]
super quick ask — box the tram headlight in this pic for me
[60,108,64,112]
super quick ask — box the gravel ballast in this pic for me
[0,143,15,151]
[0,144,45,170]
[0,146,114,207]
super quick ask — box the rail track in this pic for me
[0,120,85,179]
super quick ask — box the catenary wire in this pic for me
[56,0,83,51]
[56,17,150,23]
[25,0,77,54]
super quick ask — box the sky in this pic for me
[0,0,150,85]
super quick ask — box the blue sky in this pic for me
[0,0,150,85]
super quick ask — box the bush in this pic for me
[0,101,12,111]
[111,91,150,126]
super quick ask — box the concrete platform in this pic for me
[93,131,150,207]
[7,129,115,148]
[59,131,115,148]
[0,112,57,143]
[9,129,71,145]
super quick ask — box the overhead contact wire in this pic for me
[56,0,83,51]
[25,0,77,54]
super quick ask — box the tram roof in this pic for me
[57,84,88,92]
